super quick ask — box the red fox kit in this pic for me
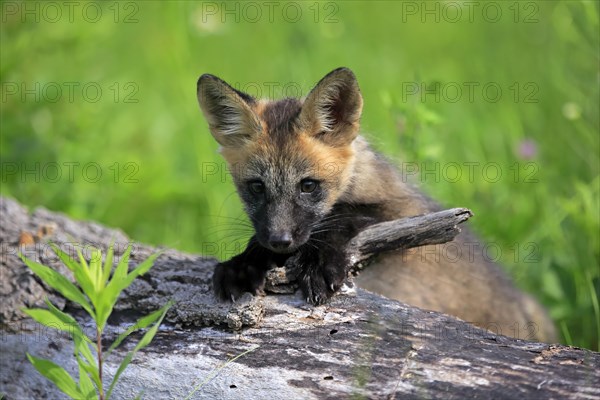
[197,68,556,342]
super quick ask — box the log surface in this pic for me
[0,196,598,400]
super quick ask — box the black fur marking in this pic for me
[213,236,291,300]
[284,203,380,304]
[197,73,256,105]
[233,87,256,105]
[214,201,385,305]
[262,98,302,139]
[311,67,355,91]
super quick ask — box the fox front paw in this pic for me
[298,259,347,306]
[212,260,267,301]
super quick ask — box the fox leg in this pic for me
[294,245,348,305]
[212,236,287,301]
[295,207,378,305]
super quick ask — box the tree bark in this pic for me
[0,197,598,400]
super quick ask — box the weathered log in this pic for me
[0,196,598,400]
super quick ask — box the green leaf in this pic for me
[106,303,171,358]
[33,299,99,390]
[105,351,133,400]
[24,300,91,346]
[73,332,96,372]
[100,245,132,318]
[97,246,155,329]
[105,301,171,400]
[45,299,91,342]
[124,252,161,287]
[102,244,115,288]
[76,247,89,271]
[113,245,132,282]
[107,251,160,311]
[50,244,96,306]
[75,352,101,395]
[78,359,97,400]
[49,243,80,273]
[89,248,103,293]
[22,308,78,333]
[19,253,95,318]
[132,300,170,353]
[101,252,161,325]
[37,299,98,389]
[27,354,83,399]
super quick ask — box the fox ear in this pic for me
[197,74,262,148]
[299,67,363,146]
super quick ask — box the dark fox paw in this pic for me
[212,260,267,301]
[297,258,347,306]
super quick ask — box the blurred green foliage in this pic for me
[1,1,598,350]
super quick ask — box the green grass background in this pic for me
[1,1,598,350]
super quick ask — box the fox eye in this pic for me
[300,179,319,193]
[248,180,265,194]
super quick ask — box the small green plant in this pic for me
[20,243,173,400]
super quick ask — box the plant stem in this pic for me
[97,327,104,400]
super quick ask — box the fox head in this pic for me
[197,67,363,253]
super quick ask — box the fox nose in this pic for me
[268,232,293,251]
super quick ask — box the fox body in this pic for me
[197,68,556,342]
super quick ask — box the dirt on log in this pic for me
[0,196,598,399]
